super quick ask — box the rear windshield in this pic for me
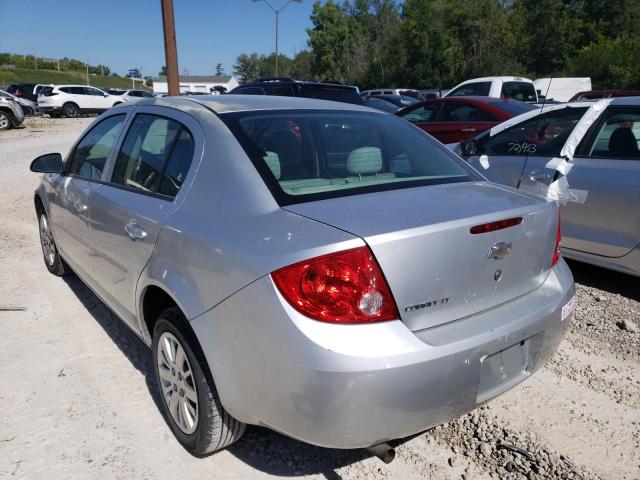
[221,110,476,205]
[299,85,364,105]
[490,100,536,116]
[501,82,537,102]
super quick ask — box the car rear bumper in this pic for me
[191,258,574,449]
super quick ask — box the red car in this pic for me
[568,90,640,102]
[396,96,535,144]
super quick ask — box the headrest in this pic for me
[263,151,281,179]
[346,147,382,175]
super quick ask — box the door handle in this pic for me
[73,199,88,213]
[461,127,477,133]
[124,220,147,240]
[528,170,550,182]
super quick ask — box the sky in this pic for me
[1,0,317,77]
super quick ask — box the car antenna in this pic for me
[515,78,553,189]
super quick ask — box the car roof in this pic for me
[139,94,374,114]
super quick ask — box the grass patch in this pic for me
[0,68,149,90]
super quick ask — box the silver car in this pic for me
[30,96,574,456]
[460,97,640,277]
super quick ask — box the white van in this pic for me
[361,88,423,100]
[445,76,537,103]
[533,78,592,102]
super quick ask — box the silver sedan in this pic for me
[460,97,640,277]
[30,95,574,456]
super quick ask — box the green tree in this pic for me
[159,66,167,76]
[233,53,261,82]
[290,50,314,79]
[215,63,225,76]
[307,0,352,83]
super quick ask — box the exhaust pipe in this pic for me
[366,443,396,464]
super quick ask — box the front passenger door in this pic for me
[557,106,640,257]
[88,109,198,329]
[48,114,126,279]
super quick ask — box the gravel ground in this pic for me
[1,117,638,479]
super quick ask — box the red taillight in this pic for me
[271,246,399,324]
[552,211,561,266]
[470,217,522,234]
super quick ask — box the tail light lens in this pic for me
[552,210,561,266]
[271,246,399,324]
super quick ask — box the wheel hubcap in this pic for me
[0,115,8,129]
[157,332,198,434]
[39,214,56,266]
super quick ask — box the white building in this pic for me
[152,75,239,94]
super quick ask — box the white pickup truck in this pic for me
[445,76,538,103]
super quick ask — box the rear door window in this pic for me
[448,81,492,97]
[66,114,126,180]
[400,103,441,123]
[438,102,496,122]
[110,114,194,198]
[480,107,587,156]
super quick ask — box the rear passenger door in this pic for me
[557,106,640,257]
[428,101,497,143]
[88,107,200,329]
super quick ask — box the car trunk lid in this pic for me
[284,181,558,331]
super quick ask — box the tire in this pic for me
[152,308,245,455]
[22,106,34,116]
[37,210,68,276]
[0,110,14,130]
[62,102,79,118]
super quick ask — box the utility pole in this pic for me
[86,62,89,85]
[161,0,180,96]
[252,0,302,77]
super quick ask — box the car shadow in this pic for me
[61,275,389,478]
[566,259,640,302]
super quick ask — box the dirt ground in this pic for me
[1,117,638,480]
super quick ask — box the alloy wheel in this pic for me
[39,214,56,267]
[0,113,9,130]
[156,332,199,434]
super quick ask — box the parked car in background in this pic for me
[6,83,51,102]
[568,90,640,102]
[397,96,535,144]
[37,85,124,117]
[367,94,418,109]
[361,88,423,100]
[0,89,38,116]
[459,98,640,276]
[230,77,364,105]
[30,94,573,456]
[533,78,591,103]
[0,96,25,130]
[446,77,538,103]
[362,95,402,112]
[107,89,156,102]
[420,89,447,100]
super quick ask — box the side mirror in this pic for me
[30,153,63,173]
[459,140,477,157]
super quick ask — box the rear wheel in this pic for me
[62,102,79,118]
[152,308,245,455]
[38,211,67,276]
[0,110,14,130]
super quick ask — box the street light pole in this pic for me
[252,0,302,77]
